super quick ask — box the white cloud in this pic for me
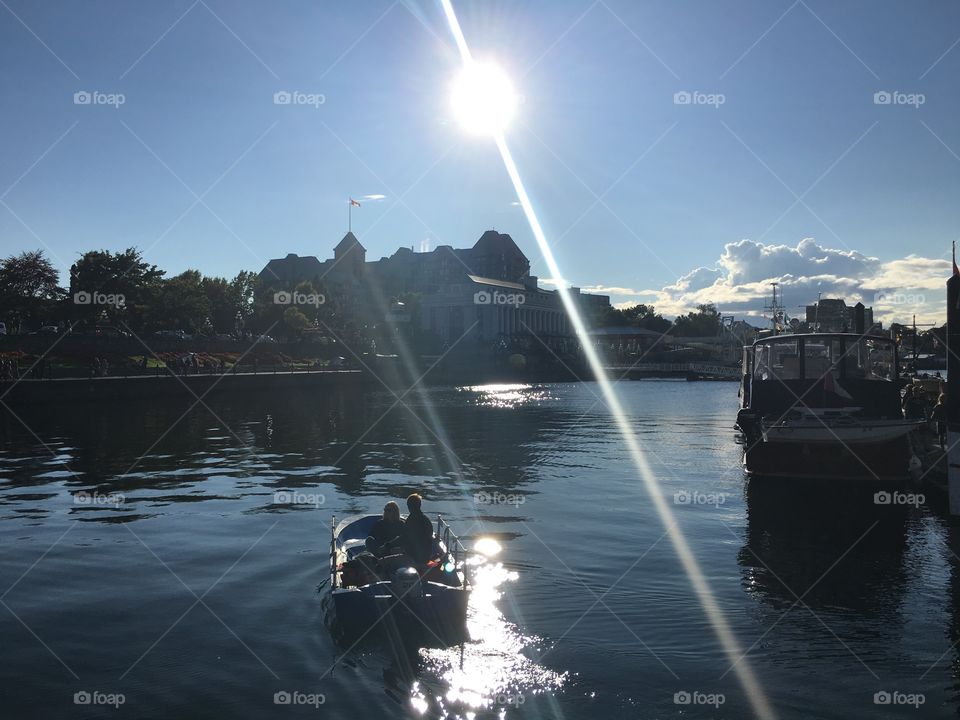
[587,238,948,325]
[363,194,386,201]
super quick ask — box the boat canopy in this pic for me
[751,333,896,383]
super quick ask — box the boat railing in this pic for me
[330,514,337,589]
[436,515,467,569]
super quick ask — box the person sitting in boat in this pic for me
[402,493,434,566]
[365,501,405,557]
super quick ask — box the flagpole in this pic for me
[348,198,352,233]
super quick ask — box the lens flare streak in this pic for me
[439,2,777,718]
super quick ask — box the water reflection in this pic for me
[410,557,566,718]
[740,478,909,613]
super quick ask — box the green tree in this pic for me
[283,306,311,333]
[0,250,65,332]
[673,303,721,337]
[69,248,164,330]
[152,270,211,334]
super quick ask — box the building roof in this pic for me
[468,274,526,291]
[334,231,365,253]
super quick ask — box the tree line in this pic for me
[0,247,725,339]
[0,248,334,338]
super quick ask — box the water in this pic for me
[1,381,958,719]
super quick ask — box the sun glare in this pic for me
[450,61,517,135]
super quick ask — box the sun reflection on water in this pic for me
[460,384,550,410]
[411,553,566,718]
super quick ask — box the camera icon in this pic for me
[274,690,291,705]
[873,292,888,305]
[873,491,891,505]
[673,490,691,505]
[74,691,92,705]
[873,91,892,105]
[274,491,291,504]
[273,291,292,305]
[874,691,891,705]
[74,491,91,505]
[474,291,491,305]
[73,291,92,305]
[673,91,691,105]
[674,691,691,705]
[74,91,91,105]
[273,91,292,105]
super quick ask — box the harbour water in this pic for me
[1,381,958,718]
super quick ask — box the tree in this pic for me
[586,302,671,334]
[673,303,721,337]
[69,248,164,330]
[151,270,211,334]
[0,250,65,332]
[283,306,311,333]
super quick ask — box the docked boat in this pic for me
[328,514,469,642]
[736,332,923,480]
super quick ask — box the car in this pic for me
[154,330,185,340]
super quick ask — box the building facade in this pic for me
[258,230,610,345]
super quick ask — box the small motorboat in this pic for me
[328,514,469,643]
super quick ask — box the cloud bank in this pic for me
[581,238,950,326]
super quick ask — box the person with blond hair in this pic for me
[365,501,405,557]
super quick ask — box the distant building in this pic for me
[804,298,877,333]
[258,230,611,344]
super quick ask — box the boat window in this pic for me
[845,337,895,380]
[753,339,800,380]
[802,338,844,380]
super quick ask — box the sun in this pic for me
[450,60,518,136]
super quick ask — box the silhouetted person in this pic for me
[932,393,947,449]
[402,493,434,565]
[366,502,405,557]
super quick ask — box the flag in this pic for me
[824,368,853,400]
[350,198,361,208]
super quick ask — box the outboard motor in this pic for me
[391,566,422,598]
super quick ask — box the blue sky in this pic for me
[1,0,958,323]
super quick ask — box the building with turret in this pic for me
[258,230,610,345]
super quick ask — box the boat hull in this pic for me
[332,582,469,643]
[743,434,916,481]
